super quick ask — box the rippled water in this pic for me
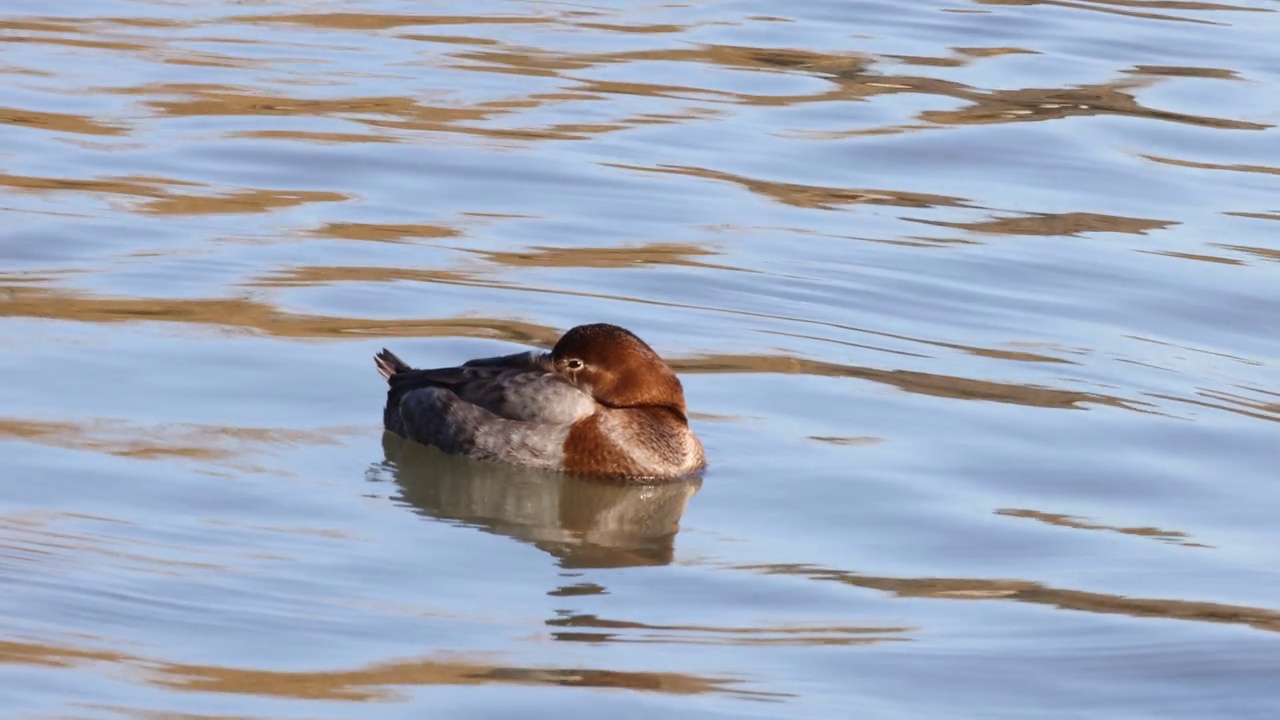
[2,0,1279,717]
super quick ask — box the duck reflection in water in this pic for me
[378,433,701,569]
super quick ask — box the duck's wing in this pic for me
[379,349,594,425]
[395,386,574,470]
[462,350,551,371]
[378,349,549,380]
[442,367,595,424]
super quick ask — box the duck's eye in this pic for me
[565,359,584,371]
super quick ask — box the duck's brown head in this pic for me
[551,323,687,413]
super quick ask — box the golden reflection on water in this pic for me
[609,164,971,210]
[1224,212,1280,223]
[997,508,1208,547]
[974,0,1271,24]
[470,242,731,271]
[255,265,480,287]
[1214,242,1280,261]
[0,172,347,216]
[312,222,461,243]
[232,13,551,30]
[673,354,1141,411]
[546,613,908,647]
[920,79,1270,130]
[1141,154,1280,176]
[0,639,773,701]
[0,286,564,343]
[741,564,1280,635]
[1144,249,1244,265]
[8,282,1272,420]
[6,8,1266,155]
[917,211,1176,237]
[0,417,361,466]
[0,108,125,136]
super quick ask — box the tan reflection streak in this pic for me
[0,172,198,196]
[569,72,899,110]
[229,129,399,144]
[451,48,601,74]
[452,42,937,113]
[548,613,907,646]
[0,288,1134,410]
[0,108,124,136]
[253,266,477,286]
[0,18,183,32]
[608,163,969,210]
[954,46,1040,58]
[100,17,185,29]
[456,44,876,93]
[923,82,1268,129]
[573,43,1258,136]
[73,708,247,720]
[141,189,347,215]
[138,84,610,142]
[1142,155,1280,175]
[472,243,734,270]
[1150,389,1280,423]
[809,436,883,446]
[1143,250,1243,265]
[0,271,71,285]
[873,48,1032,68]
[440,40,1255,138]
[742,564,1280,633]
[1069,0,1264,10]
[0,19,78,33]
[0,172,345,216]
[1212,243,1280,262]
[161,55,264,70]
[976,0,1265,24]
[1225,212,1280,222]
[887,54,966,68]
[232,13,548,30]
[551,614,900,634]
[595,45,871,77]
[164,661,774,700]
[997,508,1206,547]
[550,44,1000,117]
[0,287,563,343]
[0,639,767,700]
[144,89,489,125]
[1125,65,1239,79]
[400,34,502,46]
[3,35,151,52]
[918,211,1176,237]
[0,640,122,668]
[2,19,263,72]
[312,222,461,242]
[0,417,362,463]
[983,0,1269,11]
[671,354,1137,411]
[574,22,691,34]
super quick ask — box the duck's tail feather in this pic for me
[375,348,413,382]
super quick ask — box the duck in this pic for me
[375,323,705,480]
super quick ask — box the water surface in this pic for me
[2,0,1279,717]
